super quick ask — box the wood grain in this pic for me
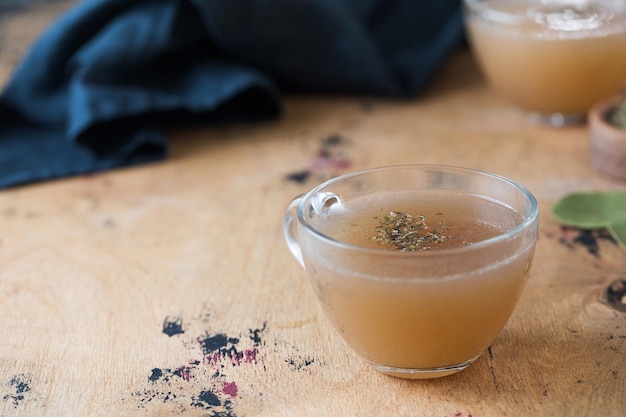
[1,3,625,416]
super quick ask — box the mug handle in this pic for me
[283,195,305,269]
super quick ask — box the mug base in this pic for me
[367,354,481,379]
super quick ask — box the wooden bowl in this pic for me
[589,95,626,182]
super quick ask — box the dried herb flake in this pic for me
[372,211,453,251]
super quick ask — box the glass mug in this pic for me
[283,165,538,379]
[464,0,626,127]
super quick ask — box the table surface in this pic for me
[1,2,626,417]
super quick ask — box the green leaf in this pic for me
[608,217,626,250]
[551,191,626,229]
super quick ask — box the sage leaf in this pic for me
[608,217,626,250]
[551,191,626,229]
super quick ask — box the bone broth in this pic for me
[301,191,534,370]
[465,0,626,115]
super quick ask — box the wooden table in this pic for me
[1,2,625,416]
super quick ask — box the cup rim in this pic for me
[296,164,539,257]
[463,0,524,26]
[463,0,626,27]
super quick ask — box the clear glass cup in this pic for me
[463,0,626,126]
[283,165,538,379]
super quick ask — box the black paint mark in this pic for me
[163,316,184,337]
[2,374,32,408]
[573,231,602,257]
[285,357,315,371]
[285,171,310,184]
[145,366,194,385]
[131,387,183,412]
[200,334,237,354]
[148,368,162,382]
[192,390,221,408]
[558,227,615,258]
[249,322,267,347]
[604,279,626,313]
[190,390,236,417]
[322,134,343,146]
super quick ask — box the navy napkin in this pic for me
[0,0,463,188]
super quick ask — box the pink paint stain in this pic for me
[175,365,193,382]
[203,348,259,367]
[222,382,238,398]
[311,151,351,171]
[243,348,258,363]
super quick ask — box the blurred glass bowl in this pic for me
[464,0,626,126]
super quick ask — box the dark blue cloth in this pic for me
[0,0,463,188]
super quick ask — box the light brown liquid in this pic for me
[466,0,626,114]
[303,191,534,370]
[318,192,516,250]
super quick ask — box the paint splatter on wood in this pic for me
[285,356,316,372]
[286,134,352,184]
[2,374,33,409]
[558,226,615,258]
[132,360,242,415]
[198,332,260,367]
[163,315,185,337]
[128,312,268,416]
[127,307,321,415]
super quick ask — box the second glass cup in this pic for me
[464,0,626,126]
